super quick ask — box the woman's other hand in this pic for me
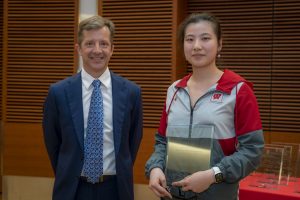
[149,168,172,199]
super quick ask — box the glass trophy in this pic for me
[294,144,300,193]
[165,124,214,199]
[266,144,292,185]
[272,142,300,182]
[251,145,284,190]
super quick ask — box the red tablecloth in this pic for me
[239,175,300,200]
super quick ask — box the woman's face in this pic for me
[184,21,221,69]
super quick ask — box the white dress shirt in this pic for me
[81,67,116,175]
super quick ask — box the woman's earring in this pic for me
[217,53,221,58]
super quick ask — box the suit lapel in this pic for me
[64,72,127,155]
[66,73,84,151]
[111,72,127,156]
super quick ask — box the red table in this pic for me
[239,175,300,200]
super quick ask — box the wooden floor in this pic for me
[0,184,158,200]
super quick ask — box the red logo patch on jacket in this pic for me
[211,92,223,103]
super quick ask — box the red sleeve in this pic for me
[235,83,262,136]
[157,103,167,136]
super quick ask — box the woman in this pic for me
[145,12,264,200]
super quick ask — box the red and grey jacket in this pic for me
[146,69,264,199]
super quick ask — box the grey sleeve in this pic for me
[216,129,264,183]
[145,133,167,178]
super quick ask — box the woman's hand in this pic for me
[149,168,172,199]
[172,169,215,193]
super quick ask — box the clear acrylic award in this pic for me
[251,145,284,190]
[267,143,292,185]
[271,142,300,184]
[294,144,300,193]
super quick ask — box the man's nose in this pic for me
[93,43,102,53]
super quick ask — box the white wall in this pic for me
[77,0,98,71]
[79,0,98,21]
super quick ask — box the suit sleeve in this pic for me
[216,83,264,183]
[42,86,61,174]
[129,86,143,164]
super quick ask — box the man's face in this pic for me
[77,27,114,78]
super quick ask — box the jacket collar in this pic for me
[175,69,252,94]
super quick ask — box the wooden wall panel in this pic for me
[0,0,3,121]
[99,0,174,128]
[3,0,78,176]
[271,0,300,132]
[264,131,300,145]
[4,0,78,123]
[133,128,156,184]
[3,123,53,176]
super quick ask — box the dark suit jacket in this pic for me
[43,71,143,200]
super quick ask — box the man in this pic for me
[43,15,143,200]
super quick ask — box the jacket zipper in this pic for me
[182,88,217,138]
